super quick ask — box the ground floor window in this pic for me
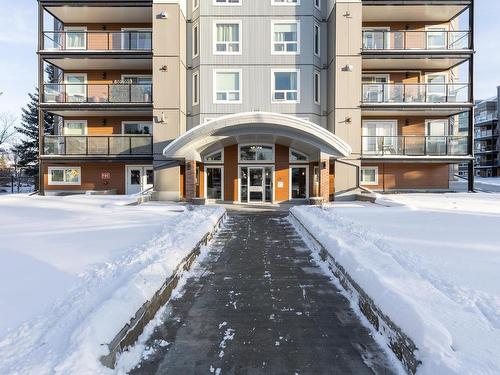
[206,167,223,200]
[48,167,81,185]
[290,166,308,199]
[360,167,378,185]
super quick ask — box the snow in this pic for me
[0,194,224,375]
[475,177,500,192]
[291,193,500,375]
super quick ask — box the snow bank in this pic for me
[475,177,500,192]
[291,193,500,375]
[0,195,224,374]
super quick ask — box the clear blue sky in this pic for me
[0,0,499,119]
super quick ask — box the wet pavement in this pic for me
[130,211,398,375]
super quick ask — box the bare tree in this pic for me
[0,112,17,150]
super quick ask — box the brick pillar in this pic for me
[185,160,196,202]
[319,159,330,203]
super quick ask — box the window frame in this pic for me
[314,70,321,105]
[289,148,309,163]
[64,26,87,50]
[48,167,82,186]
[360,166,379,186]
[192,22,200,58]
[289,165,309,200]
[238,144,275,164]
[271,69,300,103]
[204,149,225,164]
[271,20,301,55]
[213,69,242,104]
[121,121,153,135]
[314,0,321,10]
[313,23,321,57]
[193,0,199,11]
[204,166,225,201]
[192,71,200,106]
[213,20,242,55]
[63,120,87,136]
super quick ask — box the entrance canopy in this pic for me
[163,112,352,161]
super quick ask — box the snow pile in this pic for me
[291,193,500,375]
[0,194,224,375]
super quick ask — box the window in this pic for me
[314,0,321,10]
[63,120,87,135]
[313,23,320,56]
[290,166,308,199]
[64,73,87,103]
[360,167,378,185]
[121,28,152,50]
[193,0,199,11]
[272,70,300,102]
[192,22,199,58]
[206,167,223,200]
[272,21,300,54]
[239,145,274,162]
[290,149,308,162]
[362,28,390,50]
[122,121,152,134]
[192,71,199,106]
[272,0,300,5]
[214,0,241,5]
[204,149,224,163]
[65,27,86,49]
[426,27,447,49]
[362,120,397,155]
[426,73,447,102]
[214,70,242,103]
[314,71,321,105]
[213,21,241,54]
[48,167,81,185]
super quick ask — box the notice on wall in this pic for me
[101,172,111,180]
[277,181,284,189]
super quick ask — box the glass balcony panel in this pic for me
[87,137,109,155]
[44,136,65,155]
[109,85,131,103]
[362,136,469,156]
[109,137,130,155]
[362,84,470,104]
[130,84,153,103]
[65,137,87,155]
[130,136,152,155]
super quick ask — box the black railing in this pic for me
[362,30,471,50]
[362,83,470,104]
[361,136,469,156]
[42,30,152,51]
[43,83,153,104]
[44,135,153,156]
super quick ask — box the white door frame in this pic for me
[204,165,224,201]
[289,164,310,200]
[125,165,153,195]
[237,165,275,204]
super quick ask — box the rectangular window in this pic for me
[360,167,378,185]
[193,22,199,58]
[193,0,199,11]
[65,27,87,49]
[272,70,300,102]
[63,120,87,135]
[314,0,321,10]
[122,121,152,134]
[193,71,200,106]
[213,21,241,54]
[239,145,274,162]
[314,23,320,56]
[362,120,397,155]
[214,0,241,5]
[272,21,300,54]
[314,71,321,105]
[214,70,242,103]
[206,167,223,200]
[48,167,81,185]
[290,166,308,199]
[272,0,300,5]
[121,28,152,50]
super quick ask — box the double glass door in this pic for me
[240,167,273,203]
[126,166,153,195]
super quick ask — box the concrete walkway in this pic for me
[131,212,398,375]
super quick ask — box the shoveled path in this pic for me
[131,211,398,375]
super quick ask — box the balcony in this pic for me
[475,129,498,140]
[361,136,469,158]
[43,135,153,157]
[42,31,152,52]
[362,30,471,51]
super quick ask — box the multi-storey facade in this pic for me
[474,89,499,177]
[38,0,475,202]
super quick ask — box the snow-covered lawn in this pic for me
[0,194,224,374]
[475,177,500,192]
[292,193,500,375]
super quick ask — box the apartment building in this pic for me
[38,0,475,202]
[474,89,499,177]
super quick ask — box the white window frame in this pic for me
[63,120,87,135]
[314,0,321,10]
[193,0,199,11]
[48,167,82,186]
[213,0,241,5]
[313,23,321,57]
[362,27,391,50]
[204,149,225,164]
[271,20,301,55]
[64,26,87,50]
[121,121,153,135]
[272,0,300,6]
[120,28,152,50]
[314,70,321,105]
[289,148,309,163]
[63,73,87,102]
[192,22,200,58]
[192,71,200,106]
[204,166,225,201]
[271,69,300,103]
[213,20,242,55]
[289,165,309,200]
[213,69,242,104]
[238,144,275,164]
[360,166,379,186]
[425,25,449,49]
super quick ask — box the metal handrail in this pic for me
[362,83,470,104]
[361,135,469,156]
[362,30,471,50]
[42,83,153,104]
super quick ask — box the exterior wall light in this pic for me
[159,11,168,19]
[342,64,353,72]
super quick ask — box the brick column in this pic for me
[185,160,197,202]
[319,159,330,203]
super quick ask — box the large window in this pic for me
[272,21,300,54]
[121,28,152,50]
[239,145,274,162]
[362,120,397,155]
[214,21,241,54]
[63,120,87,135]
[272,70,300,102]
[48,167,81,185]
[122,121,152,134]
[65,27,86,49]
[206,167,223,200]
[214,70,242,103]
[290,166,308,199]
[360,167,378,185]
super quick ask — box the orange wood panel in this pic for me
[224,145,238,202]
[274,144,290,202]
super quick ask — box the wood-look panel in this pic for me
[275,145,289,202]
[329,162,335,200]
[197,162,205,198]
[362,163,449,190]
[63,116,152,135]
[180,165,185,199]
[224,145,238,202]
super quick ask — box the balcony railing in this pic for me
[362,83,470,104]
[43,83,152,104]
[43,135,153,156]
[362,136,469,156]
[362,30,471,50]
[42,31,152,51]
[475,129,498,139]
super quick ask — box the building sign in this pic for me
[101,172,111,180]
[277,181,284,189]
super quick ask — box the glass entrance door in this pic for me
[248,167,264,203]
[126,166,153,195]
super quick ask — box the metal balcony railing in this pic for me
[362,30,471,50]
[42,83,153,104]
[362,83,470,104]
[43,135,153,156]
[42,31,152,51]
[361,136,469,156]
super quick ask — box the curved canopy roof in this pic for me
[163,112,352,161]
